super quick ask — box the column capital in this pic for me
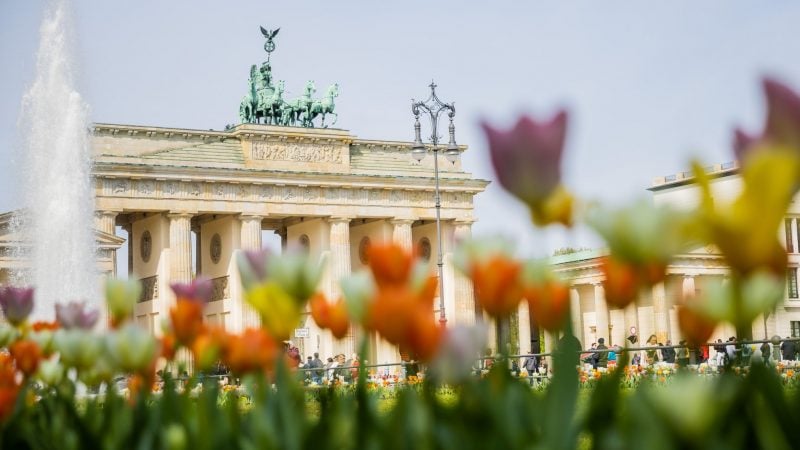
[389,218,415,226]
[327,216,353,224]
[95,210,121,217]
[239,214,264,222]
[453,219,475,226]
[167,211,195,220]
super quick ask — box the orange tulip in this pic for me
[364,244,442,362]
[31,321,59,332]
[169,300,206,346]
[192,327,229,371]
[677,306,717,348]
[310,293,350,340]
[470,255,524,318]
[368,244,413,288]
[160,333,177,361]
[0,354,19,423]
[600,257,640,309]
[9,340,42,378]
[224,328,279,375]
[525,280,570,332]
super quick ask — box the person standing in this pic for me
[781,337,796,362]
[661,340,676,364]
[644,335,661,366]
[523,352,539,386]
[595,338,609,369]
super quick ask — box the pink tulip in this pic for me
[735,78,800,163]
[55,301,99,330]
[482,112,568,205]
[170,277,213,304]
[0,287,34,326]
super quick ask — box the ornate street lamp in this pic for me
[411,81,459,327]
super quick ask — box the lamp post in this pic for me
[411,81,460,327]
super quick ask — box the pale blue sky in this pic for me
[2,1,800,256]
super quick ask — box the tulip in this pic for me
[9,340,42,377]
[0,354,19,423]
[310,293,350,340]
[56,301,99,330]
[266,252,325,303]
[192,326,228,371]
[170,278,213,304]
[453,238,524,318]
[106,324,157,375]
[363,244,443,361]
[737,78,800,164]
[105,278,142,326]
[36,358,64,386]
[0,287,34,326]
[677,306,717,348]
[169,300,206,346]
[481,112,574,226]
[236,249,270,291]
[28,329,55,357]
[522,262,570,331]
[245,281,302,341]
[225,328,278,375]
[600,257,639,309]
[54,329,103,370]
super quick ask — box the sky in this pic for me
[2,0,800,259]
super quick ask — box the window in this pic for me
[786,219,795,253]
[791,321,800,338]
[789,268,799,299]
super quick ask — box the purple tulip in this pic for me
[481,111,569,207]
[55,301,100,330]
[0,287,34,326]
[170,277,213,304]
[243,249,269,280]
[735,78,800,163]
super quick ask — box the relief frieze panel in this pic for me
[250,141,343,164]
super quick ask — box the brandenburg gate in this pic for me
[91,120,486,363]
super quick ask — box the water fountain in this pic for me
[12,0,97,320]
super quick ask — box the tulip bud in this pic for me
[9,340,42,377]
[106,324,157,374]
[36,358,65,385]
[236,249,270,290]
[105,278,142,326]
[170,278,213,304]
[54,329,102,370]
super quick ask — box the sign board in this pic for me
[294,327,310,338]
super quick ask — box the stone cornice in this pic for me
[91,162,489,193]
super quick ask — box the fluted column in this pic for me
[238,215,263,329]
[452,220,476,326]
[390,218,414,251]
[275,228,287,253]
[569,286,582,342]
[682,275,696,302]
[122,224,133,277]
[518,300,532,354]
[328,217,354,354]
[653,281,669,343]
[168,213,193,284]
[594,282,610,344]
[95,211,118,235]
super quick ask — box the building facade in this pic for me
[87,122,486,365]
[538,161,800,353]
